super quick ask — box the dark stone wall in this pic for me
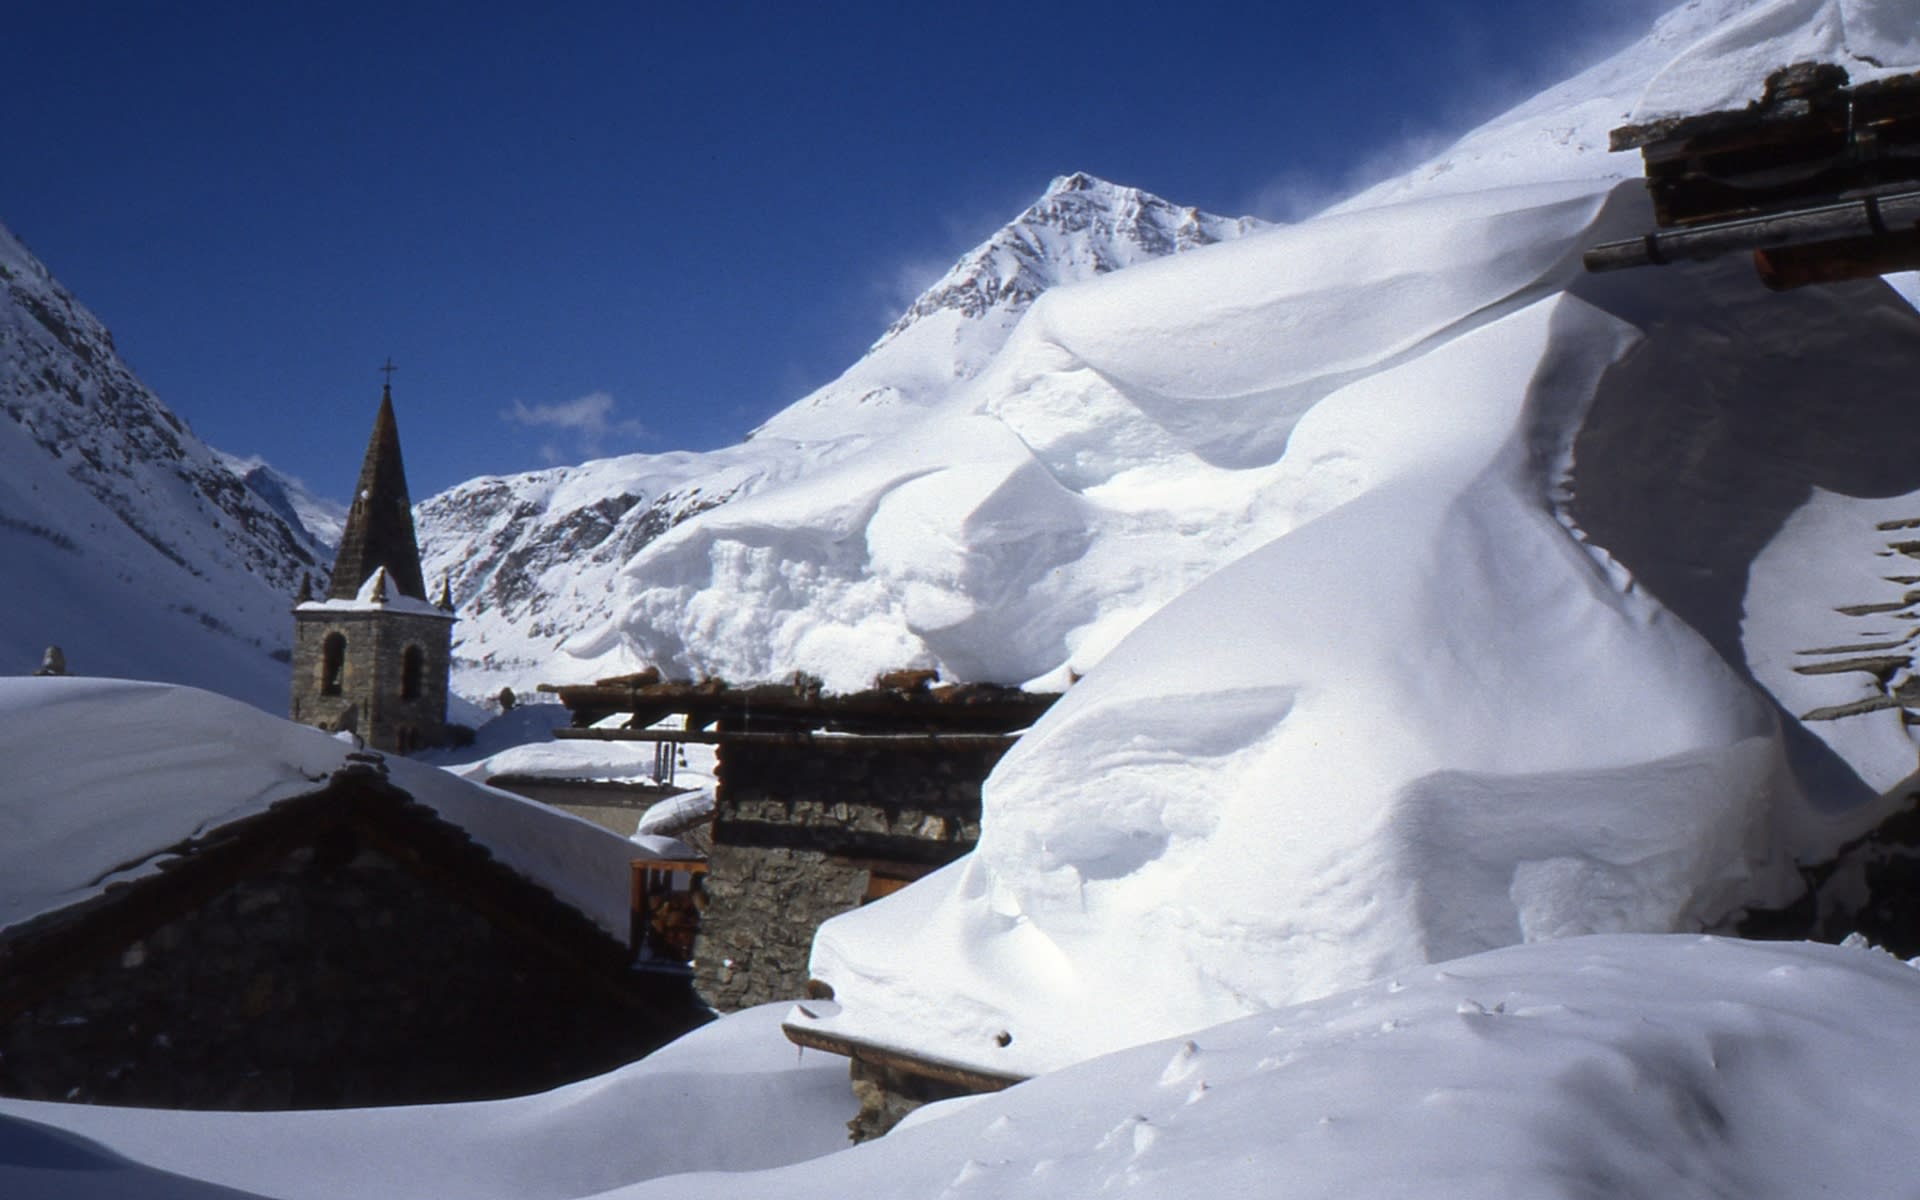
[290,608,453,752]
[691,738,1010,1012]
[0,838,684,1110]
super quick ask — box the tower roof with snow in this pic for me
[328,381,429,601]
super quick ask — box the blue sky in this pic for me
[3,0,1668,498]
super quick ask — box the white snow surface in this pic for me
[0,1002,857,1200]
[7,936,1920,1198]
[0,224,324,711]
[797,0,1920,1074]
[416,175,1262,699]
[1632,0,1920,122]
[0,677,645,938]
[16,4,1920,1195]
[293,564,453,617]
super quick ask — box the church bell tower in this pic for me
[289,373,454,753]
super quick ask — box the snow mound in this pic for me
[0,1002,855,1200]
[578,181,1606,693]
[10,937,1915,1198]
[808,294,1804,1072]
[805,0,1920,1073]
[763,937,1920,1200]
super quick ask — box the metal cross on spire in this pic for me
[379,357,398,388]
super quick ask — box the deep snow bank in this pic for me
[0,1003,855,1200]
[580,181,1611,694]
[677,937,1920,1200]
[805,0,1920,1074]
[806,293,1803,1073]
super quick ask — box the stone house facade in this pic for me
[0,762,704,1109]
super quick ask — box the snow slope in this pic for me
[797,0,1920,1074]
[0,224,322,710]
[0,1001,856,1200]
[415,175,1262,698]
[214,451,347,554]
[5,936,1918,1199]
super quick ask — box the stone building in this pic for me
[546,674,1058,1010]
[0,680,707,1111]
[290,382,453,752]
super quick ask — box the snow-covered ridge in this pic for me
[417,174,1262,697]
[872,171,1263,348]
[217,449,348,556]
[0,221,325,707]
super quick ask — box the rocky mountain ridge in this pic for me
[872,171,1262,346]
[0,221,324,708]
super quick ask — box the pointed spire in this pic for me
[436,574,454,612]
[326,376,429,601]
[296,572,312,604]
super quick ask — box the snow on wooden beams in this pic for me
[1587,63,1920,287]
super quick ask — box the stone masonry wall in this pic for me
[290,608,452,751]
[691,738,1012,1012]
[0,838,669,1109]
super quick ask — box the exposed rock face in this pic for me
[417,465,748,694]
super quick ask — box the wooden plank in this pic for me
[781,1020,1028,1092]
[554,727,1024,750]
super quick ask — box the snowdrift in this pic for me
[800,0,1920,1073]
[7,937,1918,1199]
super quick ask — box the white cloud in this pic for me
[501,390,648,465]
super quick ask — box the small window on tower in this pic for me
[401,645,424,700]
[321,633,346,697]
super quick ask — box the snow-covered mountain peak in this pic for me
[871,171,1263,351]
[747,173,1263,446]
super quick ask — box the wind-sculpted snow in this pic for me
[1633,0,1920,122]
[583,182,1607,695]
[801,0,1920,1073]
[808,295,1803,1071]
[417,174,1261,694]
[421,0,1920,1087]
[0,223,325,708]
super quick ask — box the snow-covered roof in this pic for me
[294,565,452,618]
[0,677,636,938]
[1629,0,1920,125]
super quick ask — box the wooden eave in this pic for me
[552,726,1026,751]
[1586,63,1920,284]
[781,1019,1028,1094]
[1607,66,1920,228]
[0,763,683,1026]
[540,676,1058,737]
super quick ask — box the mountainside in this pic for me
[216,451,348,553]
[0,223,321,709]
[417,174,1263,694]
